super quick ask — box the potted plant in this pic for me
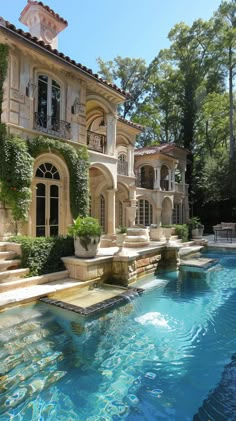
[149,224,164,241]
[188,217,204,239]
[68,216,102,258]
[116,226,127,247]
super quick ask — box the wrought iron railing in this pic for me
[87,130,106,153]
[34,112,71,139]
[160,180,169,191]
[136,175,154,189]
[118,160,128,176]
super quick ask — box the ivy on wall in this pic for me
[0,44,9,122]
[0,126,34,226]
[27,136,89,219]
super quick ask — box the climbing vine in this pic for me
[0,44,9,122]
[0,129,34,227]
[27,136,89,218]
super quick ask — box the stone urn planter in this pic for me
[188,217,204,239]
[68,216,102,258]
[162,227,172,244]
[116,226,127,247]
[74,236,101,258]
[149,225,164,241]
[191,227,204,239]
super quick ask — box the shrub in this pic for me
[116,226,127,234]
[68,216,102,237]
[173,224,189,242]
[10,236,74,276]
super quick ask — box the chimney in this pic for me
[19,1,68,49]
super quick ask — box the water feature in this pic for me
[0,249,236,420]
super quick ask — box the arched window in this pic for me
[137,199,153,226]
[100,194,105,232]
[35,162,60,237]
[118,153,128,175]
[160,165,169,191]
[36,74,61,133]
[36,163,60,180]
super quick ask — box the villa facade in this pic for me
[0,1,189,241]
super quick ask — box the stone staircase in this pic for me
[0,241,95,311]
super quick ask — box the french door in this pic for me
[36,181,59,237]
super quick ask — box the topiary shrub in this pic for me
[10,235,74,276]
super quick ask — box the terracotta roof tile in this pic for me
[134,144,189,155]
[21,1,68,26]
[118,116,144,131]
[0,18,128,98]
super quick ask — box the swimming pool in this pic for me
[0,249,236,420]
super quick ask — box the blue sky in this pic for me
[1,0,222,72]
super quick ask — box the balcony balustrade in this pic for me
[34,112,71,139]
[118,160,128,176]
[87,130,106,153]
[136,175,154,189]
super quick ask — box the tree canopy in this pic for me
[97,0,236,219]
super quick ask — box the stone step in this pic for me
[0,243,6,252]
[0,241,21,255]
[0,270,69,293]
[0,259,20,272]
[0,277,94,310]
[0,251,17,261]
[0,268,29,282]
[179,245,203,259]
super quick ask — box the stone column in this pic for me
[106,114,117,156]
[172,170,176,192]
[127,144,134,176]
[182,170,186,194]
[154,166,161,190]
[107,189,116,234]
[168,168,172,191]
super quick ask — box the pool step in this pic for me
[179,245,203,260]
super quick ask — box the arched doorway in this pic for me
[160,165,169,191]
[89,163,115,234]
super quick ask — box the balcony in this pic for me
[34,112,71,139]
[87,130,106,153]
[136,176,154,189]
[118,160,128,176]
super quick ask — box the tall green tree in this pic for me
[212,0,236,159]
[97,56,148,119]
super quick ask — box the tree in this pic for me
[97,56,148,119]
[212,0,236,159]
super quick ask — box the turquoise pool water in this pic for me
[0,250,236,420]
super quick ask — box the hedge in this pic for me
[10,236,74,276]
